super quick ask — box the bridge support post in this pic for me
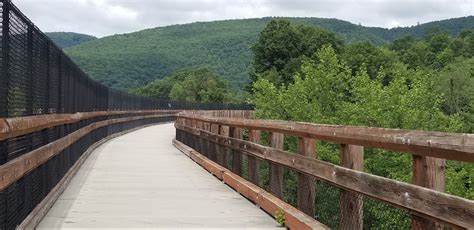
[203,122,211,158]
[230,127,243,175]
[269,132,284,199]
[218,125,230,168]
[339,144,364,230]
[411,155,445,230]
[297,137,316,217]
[196,120,204,153]
[248,130,261,185]
[210,124,220,162]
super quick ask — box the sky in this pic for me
[14,0,474,37]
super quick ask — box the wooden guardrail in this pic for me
[0,112,176,191]
[0,110,180,141]
[175,113,474,229]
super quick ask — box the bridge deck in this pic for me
[38,123,282,229]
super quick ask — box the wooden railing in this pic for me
[175,113,474,229]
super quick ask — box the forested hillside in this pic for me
[63,16,473,90]
[46,32,97,48]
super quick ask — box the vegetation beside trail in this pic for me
[250,19,473,228]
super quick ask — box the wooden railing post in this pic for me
[411,155,445,230]
[210,123,219,162]
[218,125,230,167]
[339,144,364,230]
[195,120,203,153]
[248,129,261,185]
[203,122,211,158]
[297,137,316,216]
[230,127,244,175]
[269,132,284,199]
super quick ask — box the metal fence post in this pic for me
[1,0,10,117]
[27,22,33,115]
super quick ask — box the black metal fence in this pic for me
[0,0,252,228]
[0,0,251,118]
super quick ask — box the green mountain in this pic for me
[63,16,474,90]
[46,32,97,48]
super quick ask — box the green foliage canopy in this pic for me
[250,22,473,228]
[251,20,343,86]
[133,68,238,103]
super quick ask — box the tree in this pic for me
[436,58,474,132]
[251,45,468,228]
[251,19,343,86]
[342,41,398,82]
[133,68,237,103]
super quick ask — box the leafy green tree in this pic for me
[134,68,238,103]
[132,70,188,99]
[342,41,398,82]
[429,32,451,53]
[436,58,474,132]
[251,19,343,86]
[251,45,468,228]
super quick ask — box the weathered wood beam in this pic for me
[230,127,244,175]
[411,155,446,230]
[177,114,474,162]
[269,132,284,199]
[297,137,316,217]
[248,129,261,185]
[339,144,364,230]
[0,110,179,141]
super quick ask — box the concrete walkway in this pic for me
[38,123,281,229]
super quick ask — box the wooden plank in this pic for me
[269,132,284,199]
[248,129,261,185]
[339,144,364,230]
[297,137,316,216]
[412,155,446,230]
[177,114,474,162]
[175,124,473,228]
[0,110,180,141]
[230,127,244,175]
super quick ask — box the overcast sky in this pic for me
[14,0,474,37]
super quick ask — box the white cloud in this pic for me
[13,0,474,37]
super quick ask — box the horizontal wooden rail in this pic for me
[0,110,180,141]
[175,118,474,229]
[177,114,474,163]
[0,114,174,191]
